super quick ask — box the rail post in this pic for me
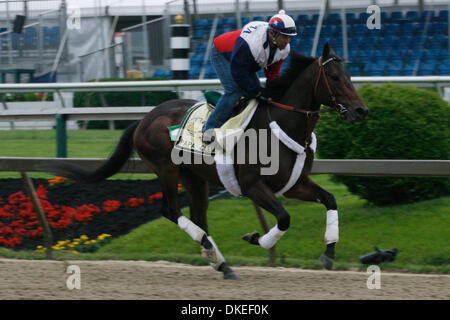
[20,172,53,259]
[56,113,67,158]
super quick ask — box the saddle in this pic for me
[204,90,250,117]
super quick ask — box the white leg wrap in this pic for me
[177,216,206,243]
[325,210,339,244]
[202,236,226,270]
[258,225,286,249]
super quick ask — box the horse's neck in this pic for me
[269,66,320,146]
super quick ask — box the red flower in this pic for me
[126,198,144,208]
[102,200,122,213]
[74,204,100,223]
[36,185,48,199]
[148,192,163,204]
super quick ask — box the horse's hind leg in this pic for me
[284,177,339,270]
[157,164,236,278]
[180,168,239,280]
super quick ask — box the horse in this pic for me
[43,43,369,280]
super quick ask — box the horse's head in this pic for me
[314,43,369,123]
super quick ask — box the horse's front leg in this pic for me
[241,179,291,250]
[284,177,339,270]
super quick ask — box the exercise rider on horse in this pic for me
[202,10,298,143]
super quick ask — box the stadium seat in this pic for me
[345,12,357,24]
[437,63,449,75]
[297,14,310,26]
[303,25,316,37]
[406,11,419,22]
[358,12,370,24]
[190,54,204,67]
[347,65,362,76]
[309,14,319,25]
[194,19,208,30]
[153,69,170,78]
[204,66,217,79]
[419,10,435,22]
[222,17,236,28]
[437,10,449,22]
[326,13,341,25]
[398,22,420,36]
[193,29,204,40]
[188,66,201,79]
[390,11,404,22]
[241,16,250,26]
[195,42,207,54]
[386,63,402,75]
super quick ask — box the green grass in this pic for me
[1,130,449,273]
[91,184,449,273]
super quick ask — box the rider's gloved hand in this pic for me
[248,88,271,103]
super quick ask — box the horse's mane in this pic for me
[265,50,316,101]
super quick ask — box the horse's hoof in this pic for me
[223,271,240,280]
[242,231,260,245]
[320,253,334,270]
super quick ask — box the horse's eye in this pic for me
[331,75,340,81]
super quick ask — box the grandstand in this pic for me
[187,8,450,79]
[0,1,449,82]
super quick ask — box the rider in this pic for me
[202,10,297,142]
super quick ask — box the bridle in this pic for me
[266,55,348,147]
[268,56,348,117]
[314,56,348,117]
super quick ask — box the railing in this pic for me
[0,157,449,177]
[0,76,450,96]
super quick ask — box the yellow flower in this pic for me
[80,235,88,240]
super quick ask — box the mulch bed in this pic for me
[0,178,224,251]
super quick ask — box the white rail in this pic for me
[0,76,449,93]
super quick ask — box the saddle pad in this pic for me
[171,99,259,156]
[172,102,216,155]
[213,99,259,153]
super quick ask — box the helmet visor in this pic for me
[271,26,297,36]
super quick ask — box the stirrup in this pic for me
[202,129,216,143]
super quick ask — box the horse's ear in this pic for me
[322,42,335,58]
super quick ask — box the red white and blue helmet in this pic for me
[268,10,297,36]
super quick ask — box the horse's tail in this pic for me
[41,120,139,183]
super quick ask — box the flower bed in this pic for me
[0,178,223,251]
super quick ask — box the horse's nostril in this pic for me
[355,107,368,117]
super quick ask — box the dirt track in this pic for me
[0,258,448,300]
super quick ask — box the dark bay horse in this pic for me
[44,43,368,280]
